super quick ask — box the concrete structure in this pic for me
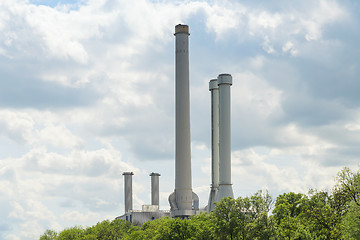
[215,74,234,202]
[168,24,198,218]
[150,172,160,206]
[207,79,220,212]
[117,172,170,225]
[117,208,170,226]
[123,172,134,213]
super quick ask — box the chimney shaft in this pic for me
[123,172,134,213]
[215,74,234,201]
[150,172,160,206]
[169,24,197,217]
[208,79,220,212]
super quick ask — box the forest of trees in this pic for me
[40,167,360,240]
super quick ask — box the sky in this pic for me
[0,0,360,238]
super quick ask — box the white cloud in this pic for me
[0,110,35,144]
[61,210,99,223]
[203,2,245,39]
[302,0,346,41]
[4,234,20,240]
[201,0,347,55]
[8,202,26,221]
[37,124,84,149]
[1,145,138,237]
[232,71,283,120]
[282,41,298,56]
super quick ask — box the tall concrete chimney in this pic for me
[123,172,134,213]
[169,24,198,217]
[150,172,160,206]
[215,74,234,202]
[208,79,220,212]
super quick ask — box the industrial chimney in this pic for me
[215,74,234,202]
[123,172,134,213]
[207,79,220,212]
[169,24,198,217]
[150,172,160,206]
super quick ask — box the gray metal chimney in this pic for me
[169,24,198,218]
[123,172,134,213]
[150,172,160,206]
[215,74,234,202]
[208,79,220,212]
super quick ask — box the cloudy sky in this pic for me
[1,0,360,238]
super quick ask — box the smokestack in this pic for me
[215,74,234,202]
[208,79,219,212]
[169,24,198,217]
[150,172,160,206]
[123,172,134,213]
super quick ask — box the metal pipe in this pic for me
[150,172,160,206]
[215,74,234,201]
[208,79,219,212]
[123,172,134,213]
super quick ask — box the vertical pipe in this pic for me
[216,74,234,202]
[123,172,134,213]
[208,79,219,212]
[150,172,160,206]
[169,24,196,217]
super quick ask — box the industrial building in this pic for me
[116,172,170,225]
[116,24,234,224]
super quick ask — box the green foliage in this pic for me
[39,167,360,240]
[272,192,307,239]
[212,197,241,239]
[132,217,173,239]
[211,190,275,239]
[40,220,138,240]
[85,219,137,239]
[336,167,360,239]
[188,213,215,239]
[303,190,341,239]
[39,229,58,240]
[341,202,360,239]
[334,167,360,207]
[57,226,85,240]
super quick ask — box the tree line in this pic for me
[40,167,360,239]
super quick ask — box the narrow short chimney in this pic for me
[123,172,134,213]
[150,172,161,206]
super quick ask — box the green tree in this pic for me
[334,167,360,207]
[246,190,275,240]
[272,192,308,239]
[39,229,58,240]
[166,218,194,240]
[212,197,242,239]
[85,219,137,239]
[130,217,179,240]
[302,190,341,239]
[188,213,215,240]
[57,226,84,240]
[341,201,360,239]
[212,191,275,240]
[335,167,360,239]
